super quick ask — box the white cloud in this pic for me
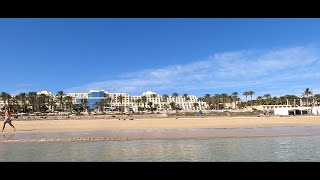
[65,45,320,97]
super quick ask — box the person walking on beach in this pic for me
[2,107,16,132]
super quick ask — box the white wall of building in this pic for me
[109,92,205,111]
[69,90,206,112]
[67,93,89,104]
[274,108,290,116]
[311,107,320,115]
[274,106,320,116]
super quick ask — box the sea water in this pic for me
[1,135,320,161]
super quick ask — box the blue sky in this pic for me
[0,18,320,99]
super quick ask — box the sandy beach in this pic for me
[2,115,320,142]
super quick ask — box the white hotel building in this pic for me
[67,90,206,112]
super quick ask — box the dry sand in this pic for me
[1,115,320,142]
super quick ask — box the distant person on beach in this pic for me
[2,107,16,132]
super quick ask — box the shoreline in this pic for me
[2,116,320,142]
[2,126,320,142]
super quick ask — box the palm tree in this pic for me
[16,93,27,112]
[170,102,176,112]
[163,104,169,113]
[27,92,38,112]
[151,94,156,99]
[220,93,228,109]
[106,96,112,104]
[9,96,20,113]
[135,98,142,111]
[183,93,190,101]
[0,92,11,106]
[94,101,106,112]
[231,92,239,109]
[193,102,199,110]
[202,94,212,109]
[64,96,73,112]
[93,101,100,111]
[105,96,112,108]
[141,96,147,111]
[203,94,211,102]
[256,96,263,105]
[7,93,12,107]
[237,102,246,109]
[302,88,313,106]
[154,104,159,112]
[270,97,278,105]
[285,95,299,106]
[80,99,88,112]
[279,96,287,105]
[49,96,56,112]
[212,94,220,110]
[38,94,50,112]
[56,91,65,110]
[172,93,179,102]
[147,101,153,112]
[117,95,125,112]
[314,94,320,106]
[99,98,111,112]
[228,95,233,107]
[39,94,50,105]
[243,92,249,107]
[263,94,272,105]
[175,104,181,112]
[150,94,156,107]
[248,91,255,106]
[117,95,124,105]
[162,94,169,102]
[236,97,241,108]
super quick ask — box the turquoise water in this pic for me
[1,135,320,161]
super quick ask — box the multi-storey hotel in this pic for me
[67,90,206,112]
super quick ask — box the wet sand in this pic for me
[1,116,320,142]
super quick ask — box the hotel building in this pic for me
[67,90,206,112]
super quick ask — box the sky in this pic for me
[0,18,320,100]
